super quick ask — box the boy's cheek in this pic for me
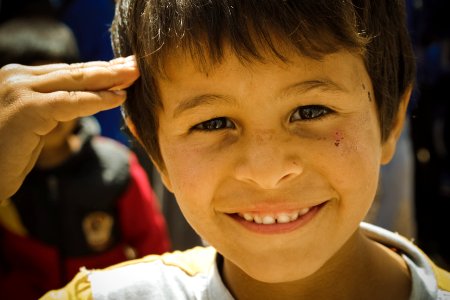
[159,141,220,193]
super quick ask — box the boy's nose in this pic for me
[234,132,303,189]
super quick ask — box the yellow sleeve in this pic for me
[39,247,215,299]
[39,268,93,300]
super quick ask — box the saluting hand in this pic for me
[0,56,139,201]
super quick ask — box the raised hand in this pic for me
[0,56,139,201]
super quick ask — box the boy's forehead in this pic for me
[151,36,307,81]
[153,46,367,91]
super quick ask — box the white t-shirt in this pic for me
[43,223,450,300]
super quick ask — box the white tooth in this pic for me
[262,215,276,224]
[299,208,310,216]
[254,215,263,224]
[243,213,254,222]
[276,214,291,224]
[289,212,299,221]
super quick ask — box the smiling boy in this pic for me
[1,0,449,299]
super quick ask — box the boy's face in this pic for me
[153,48,398,282]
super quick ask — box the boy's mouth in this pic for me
[227,199,331,234]
[237,208,311,225]
[230,201,328,231]
[226,201,328,234]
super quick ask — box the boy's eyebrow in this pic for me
[173,94,236,118]
[280,79,348,98]
[173,79,347,118]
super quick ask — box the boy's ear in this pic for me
[124,117,174,192]
[380,86,412,165]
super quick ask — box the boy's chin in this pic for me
[230,255,326,284]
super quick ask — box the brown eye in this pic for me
[193,117,235,131]
[290,105,333,122]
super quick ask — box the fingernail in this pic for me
[124,56,137,68]
[124,60,137,68]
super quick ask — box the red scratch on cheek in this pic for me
[334,131,344,147]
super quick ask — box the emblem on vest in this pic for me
[82,211,113,251]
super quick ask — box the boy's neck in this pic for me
[36,136,81,170]
[222,229,411,300]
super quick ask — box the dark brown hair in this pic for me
[111,0,415,167]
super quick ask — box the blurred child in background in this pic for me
[0,17,170,300]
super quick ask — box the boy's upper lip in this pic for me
[220,199,330,214]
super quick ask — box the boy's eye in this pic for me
[290,105,333,122]
[193,117,235,131]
